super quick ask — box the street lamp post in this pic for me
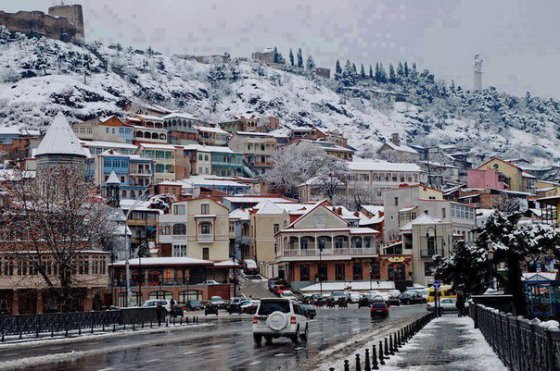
[369,262,373,291]
[318,244,324,296]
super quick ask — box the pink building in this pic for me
[467,169,506,190]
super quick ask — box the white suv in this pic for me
[252,298,308,344]
[141,299,172,313]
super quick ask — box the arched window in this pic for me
[151,132,158,139]
[180,290,202,302]
[136,131,143,137]
[173,223,186,235]
[160,133,166,140]
[144,132,151,138]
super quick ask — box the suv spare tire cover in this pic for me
[267,311,288,331]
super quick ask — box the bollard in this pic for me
[401,328,406,343]
[384,337,390,358]
[1,331,4,343]
[355,354,361,371]
[364,349,371,371]
[344,359,350,371]
[180,318,183,326]
[392,333,399,353]
[133,322,136,331]
[378,341,385,365]
[102,322,105,332]
[78,322,82,336]
[389,335,395,355]
[142,320,145,329]
[113,323,116,332]
[150,320,153,328]
[91,318,94,334]
[186,317,190,325]
[166,319,169,327]
[371,345,379,370]
[123,321,126,331]
[51,326,54,338]
[397,331,402,347]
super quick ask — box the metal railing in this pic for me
[471,303,560,371]
[420,248,445,258]
[197,234,214,243]
[0,308,200,342]
[282,248,376,257]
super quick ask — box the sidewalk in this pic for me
[383,314,507,371]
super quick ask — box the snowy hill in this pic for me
[0,26,559,166]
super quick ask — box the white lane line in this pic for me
[145,359,161,363]
[250,361,261,365]
[97,368,115,371]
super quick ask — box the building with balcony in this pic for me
[274,201,379,289]
[109,257,233,306]
[195,125,230,146]
[228,131,279,175]
[229,208,251,261]
[186,197,230,261]
[137,143,188,184]
[157,201,189,258]
[73,116,133,144]
[163,112,209,145]
[80,140,138,156]
[120,199,163,255]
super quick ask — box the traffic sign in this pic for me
[433,280,441,289]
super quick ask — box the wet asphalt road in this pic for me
[5,305,427,371]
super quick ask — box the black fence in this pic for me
[0,308,199,341]
[329,312,436,370]
[470,303,560,371]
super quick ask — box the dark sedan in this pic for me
[301,304,317,319]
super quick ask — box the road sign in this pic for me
[433,280,441,289]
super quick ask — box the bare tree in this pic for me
[0,165,117,311]
[314,157,349,203]
[335,178,375,211]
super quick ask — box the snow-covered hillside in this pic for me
[0,26,559,166]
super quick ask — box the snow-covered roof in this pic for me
[111,257,213,267]
[135,114,164,121]
[194,125,229,134]
[255,200,284,215]
[157,180,184,186]
[81,140,138,150]
[236,131,275,137]
[0,127,40,136]
[243,259,257,269]
[106,171,120,185]
[229,208,250,220]
[120,199,163,214]
[522,272,557,281]
[522,172,537,179]
[400,214,442,231]
[36,113,86,158]
[182,175,249,188]
[348,158,421,172]
[223,196,293,204]
[213,259,241,267]
[399,207,417,212]
[183,144,234,153]
[382,140,418,154]
[361,205,384,215]
[163,112,198,120]
[350,227,379,234]
[139,143,179,150]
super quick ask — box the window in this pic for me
[204,155,209,161]
[394,197,399,206]
[370,260,380,280]
[442,208,446,219]
[318,264,327,281]
[173,204,186,215]
[300,264,310,281]
[200,204,210,215]
[336,264,346,280]
[200,222,212,235]
[173,245,187,257]
[160,225,171,235]
[202,248,209,260]
[198,154,203,161]
[273,224,279,234]
[352,263,362,280]
[172,224,186,235]
[424,262,434,276]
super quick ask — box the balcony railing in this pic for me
[198,234,214,243]
[281,247,375,257]
[420,248,445,258]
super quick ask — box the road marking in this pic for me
[274,353,285,357]
[250,361,261,365]
[97,368,115,371]
[183,351,194,355]
[145,359,161,363]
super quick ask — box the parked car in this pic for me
[141,299,172,313]
[301,304,317,319]
[227,297,243,314]
[243,259,259,276]
[358,296,371,308]
[347,292,361,303]
[280,290,296,299]
[201,280,220,286]
[185,300,204,311]
[268,278,290,292]
[427,298,458,313]
[241,299,260,314]
[370,302,389,319]
[207,296,227,309]
[204,305,219,316]
[169,303,184,317]
[273,285,288,296]
[252,298,308,344]
[385,294,401,307]
[330,290,347,301]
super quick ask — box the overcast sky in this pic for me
[2,0,560,98]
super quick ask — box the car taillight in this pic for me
[290,316,297,324]
[253,316,258,324]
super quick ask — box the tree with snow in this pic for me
[341,60,357,87]
[265,142,328,199]
[397,62,404,76]
[334,60,342,81]
[289,48,295,67]
[306,55,316,72]
[297,48,304,69]
[369,64,374,80]
[208,63,227,88]
[476,211,560,315]
[389,63,396,83]
[336,177,375,211]
[360,64,366,80]
[433,240,494,298]
[273,47,285,64]
[313,156,349,203]
[404,61,409,76]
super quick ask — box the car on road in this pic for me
[207,296,227,309]
[253,298,308,345]
[204,305,219,316]
[243,259,259,276]
[427,298,458,313]
[347,292,361,303]
[370,302,389,319]
[201,280,221,286]
[141,299,172,313]
[241,299,260,314]
[185,300,204,311]
[330,290,347,302]
[273,284,289,296]
[280,290,296,299]
[300,304,316,319]
[399,291,427,305]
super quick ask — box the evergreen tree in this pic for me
[334,60,342,81]
[397,62,404,76]
[289,48,295,67]
[389,63,396,83]
[374,62,381,82]
[297,48,304,69]
[306,55,316,72]
[352,63,357,75]
[404,61,409,76]
[341,59,357,87]
[360,64,366,80]
[273,47,285,64]
[379,62,387,83]
[369,64,373,79]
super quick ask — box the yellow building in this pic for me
[477,157,536,193]
[186,197,230,261]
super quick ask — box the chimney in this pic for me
[336,207,343,215]
[391,133,401,146]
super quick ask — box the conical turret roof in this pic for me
[35,112,86,157]
[106,171,121,185]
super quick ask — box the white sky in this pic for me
[1,0,560,98]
